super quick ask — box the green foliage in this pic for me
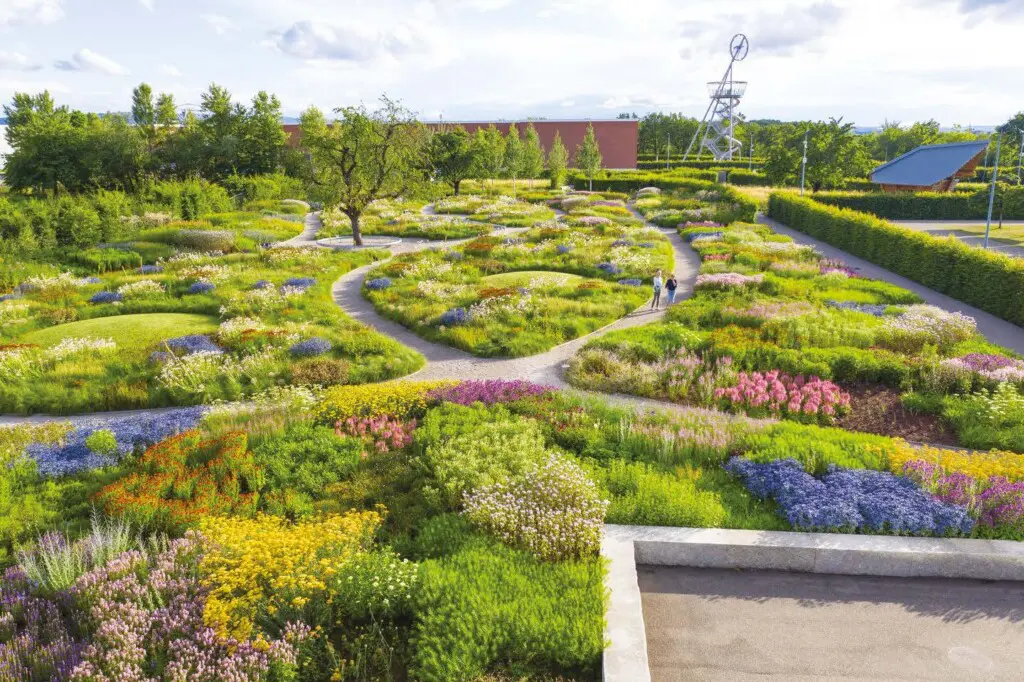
[252,423,364,518]
[767,192,1024,326]
[574,123,603,189]
[84,429,119,459]
[812,187,1024,220]
[414,404,548,510]
[547,132,568,189]
[428,126,477,195]
[739,422,894,475]
[68,247,143,273]
[411,531,604,681]
[591,459,728,527]
[942,383,1024,452]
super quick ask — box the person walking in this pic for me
[651,269,663,311]
[665,273,678,305]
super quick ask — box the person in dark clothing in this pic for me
[665,273,678,305]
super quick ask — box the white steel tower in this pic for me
[685,34,749,161]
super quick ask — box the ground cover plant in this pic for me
[321,197,494,240]
[568,185,1024,451]
[362,213,673,356]
[0,246,422,414]
[6,378,1024,681]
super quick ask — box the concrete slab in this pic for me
[640,566,1024,681]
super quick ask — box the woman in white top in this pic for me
[651,269,663,310]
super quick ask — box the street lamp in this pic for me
[984,133,1003,250]
[799,130,809,196]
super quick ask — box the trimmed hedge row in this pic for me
[636,158,765,171]
[767,192,1024,326]
[811,188,1024,220]
[569,169,716,191]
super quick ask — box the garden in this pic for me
[361,191,673,357]
[0,212,421,414]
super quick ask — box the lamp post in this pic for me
[799,130,809,196]
[666,134,671,170]
[984,133,1003,250]
[749,140,754,171]
[1016,127,1023,186]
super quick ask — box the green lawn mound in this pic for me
[481,271,585,287]
[21,313,219,351]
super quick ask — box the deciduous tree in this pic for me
[547,131,568,189]
[522,122,545,187]
[428,125,476,195]
[575,123,602,191]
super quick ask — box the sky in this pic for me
[0,0,1022,129]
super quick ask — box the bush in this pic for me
[463,454,608,561]
[68,248,143,273]
[811,187,1024,220]
[289,337,333,358]
[590,459,728,527]
[767,192,1024,326]
[316,381,452,424]
[415,403,548,510]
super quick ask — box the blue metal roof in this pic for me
[870,140,989,187]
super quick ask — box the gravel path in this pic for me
[758,214,1024,355]
[275,211,324,247]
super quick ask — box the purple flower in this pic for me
[726,458,974,536]
[597,262,621,275]
[282,277,316,290]
[187,281,216,295]
[683,230,723,243]
[556,244,573,254]
[137,265,163,274]
[252,280,273,290]
[444,251,464,261]
[617,278,643,286]
[427,380,554,406]
[611,239,634,247]
[165,335,222,355]
[366,277,392,291]
[89,291,123,304]
[439,307,469,326]
[289,337,333,357]
[826,300,888,317]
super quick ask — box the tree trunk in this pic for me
[454,179,461,196]
[350,211,363,247]
[588,177,593,191]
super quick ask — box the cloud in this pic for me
[264,19,432,63]
[138,0,154,10]
[958,0,1023,14]
[160,64,182,77]
[202,13,236,35]
[0,50,42,71]
[0,0,63,25]
[54,48,130,75]
[679,1,844,58]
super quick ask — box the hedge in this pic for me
[636,156,765,169]
[767,192,1024,326]
[569,170,716,191]
[811,187,1024,220]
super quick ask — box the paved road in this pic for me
[758,215,1024,355]
[640,566,1024,681]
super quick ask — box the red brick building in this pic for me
[283,119,639,170]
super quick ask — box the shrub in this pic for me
[725,457,974,536]
[463,454,608,561]
[83,429,118,459]
[336,415,417,453]
[426,379,554,406]
[876,305,976,353]
[187,281,216,295]
[415,404,549,510]
[902,460,1024,537]
[810,188,1024,220]
[591,459,728,527]
[767,192,1024,326]
[885,442,1024,482]
[289,337,333,358]
[366,277,392,291]
[96,430,263,533]
[16,514,135,595]
[316,381,452,424]
[942,383,1024,452]
[199,510,380,640]
[290,357,350,386]
[438,307,469,326]
[739,421,895,475]
[0,567,81,678]
[69,248,143,273]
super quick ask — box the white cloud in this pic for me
[138,0,154,10]
[264,19,436,64]
[202,13,236,35]
[54,48,130,75]
[160,63,182,77]
[0,0,63,25]
[680,1,845,57]
[0,49,41,70]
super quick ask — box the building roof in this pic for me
[870,140,989,187]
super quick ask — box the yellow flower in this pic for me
[315,380,455,424]
[882,442,1024,481]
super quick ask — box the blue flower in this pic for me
[25,407,207,477]
[444,251,464,261]
[439,307,470,326]
[290,337,333,357]
[282,277,316,290]
[252,280,273,290]
[0,293,21,302]
[597,262,621,275]
[617,278,643,286]
[638,242,657,249]
[89,291,123,304]
[82,276,102,284]
[725,457,974,537]
[163,334,222,355]
[611,239,634,247]
[684,231,723,243]
[366,277,392,291]
[826,300,888,317]
[137,265,163,275]
[556,244,573,254]
[188,281,216,295]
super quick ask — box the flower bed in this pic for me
[361,220,671,357]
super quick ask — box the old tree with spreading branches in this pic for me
[300,97,426,245]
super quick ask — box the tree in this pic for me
[472,124,505,184]
[155,93,178,127]
[199,83,244,178]
[428,125,476,195]
[522,122,545,187]
[131,83,156,139]
[575,123,602,191]
[503,123,524,195]
[804,118,872,191]
[547,131,568,189]
[637,112,699,159]
[300,96,426,246]
[3,91,59,150]
[238,90,286,175]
